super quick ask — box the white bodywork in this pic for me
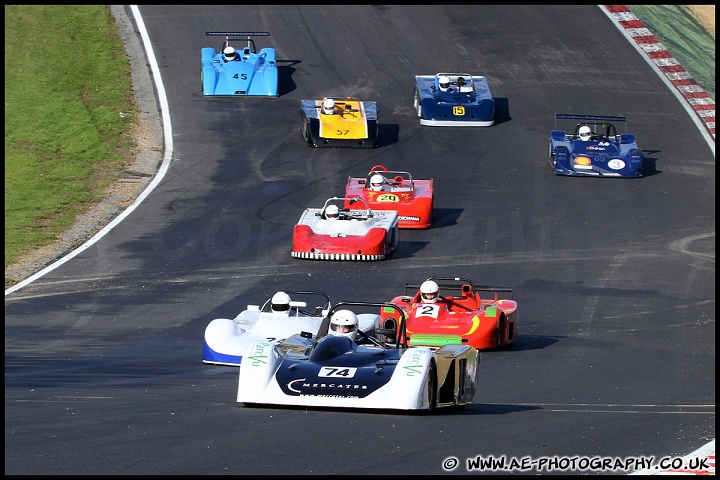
[237,340,438,410]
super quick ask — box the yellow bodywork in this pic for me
[318,100,369,139]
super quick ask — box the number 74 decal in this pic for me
[319,366,357,378]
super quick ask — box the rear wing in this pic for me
[555,114,626,123]
[555,114,627,128]
[206,31,270,38]
[554,114,628,136]
[403,277,513,297]
[206,32,271,52]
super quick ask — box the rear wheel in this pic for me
[414,89,422,117]
[302,119,313,146]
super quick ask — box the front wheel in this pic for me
[422,362,437,413]
[548,142,557,168]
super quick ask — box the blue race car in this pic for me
[549,114,643,178]
[201,32,278,97]
[413,73,495,127]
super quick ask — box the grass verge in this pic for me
[4,5,138,282]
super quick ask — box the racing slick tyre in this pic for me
[414,89,422,118]
[421,362,438,414]
[301,118,314,146]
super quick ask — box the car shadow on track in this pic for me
[277,60,300,96]
[493,97,512,125]
[641,149,661,176]
[377,123,399,148]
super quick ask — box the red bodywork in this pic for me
[345,165,433,229]
[381,279,518,350]
[292,224,392,260]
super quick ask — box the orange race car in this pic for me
[345,164,433,229]
[300,96,378,148]
[380,277,518,350]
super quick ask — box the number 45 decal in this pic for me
[233,73,248,80]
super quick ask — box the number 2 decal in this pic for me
[415,304,440,319]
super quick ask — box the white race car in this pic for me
[203,291,375,366]
[237,302,480,412]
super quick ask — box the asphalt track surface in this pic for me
[5,5,714,475]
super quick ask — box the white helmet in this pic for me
[271,291,291,312]
[322,98,335,114]
[420,280,440,303]
[325,204,339,219]
[578,125,592,141]
[369,174,385,191]
[438,75,451,91]
[223,46,236,61]
[328,310,358,340]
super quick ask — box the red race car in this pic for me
[380,277,518,349]
[344,164,433,229]
[291,196,399,261]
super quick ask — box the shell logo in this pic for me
[574,156,592,166]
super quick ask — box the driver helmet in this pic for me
[223,46,236,62]
[325,204,339,219]
[322,98,335,114]
[420,280,440,304]
[578,125,592,141]
[328,310,358,340]
[271,291,291,312]
[369,174,385,191]
[438,75,451,92]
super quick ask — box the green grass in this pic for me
[5,5,138,282]
[629,5,715,101]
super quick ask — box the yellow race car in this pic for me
[300,96,379,148]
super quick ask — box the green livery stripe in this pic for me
[485,306,498,317]
[410,334,463,347]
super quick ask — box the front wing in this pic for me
[237,341,478,410]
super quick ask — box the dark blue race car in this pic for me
[201,32,278,97]
[413,73,495,127]
[236,301,480,412]
[549,114,643,178]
